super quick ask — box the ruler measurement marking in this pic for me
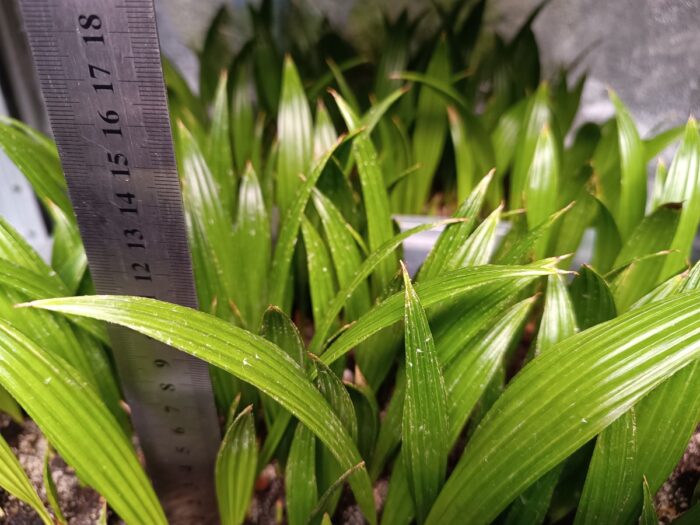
[19,1,220,523]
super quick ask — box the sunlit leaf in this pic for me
[418,172,492,281]
[535,273,577,355]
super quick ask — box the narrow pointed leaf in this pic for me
[511,84,551,209]
[312,189,370,321]
[403,36,450,212]
[0,384,22,423]
[425,290,700,525]
[177,122,237,315]
[322,263,560,367]
[382,295,536,525]
[302,219,338,331]
[361,87,409,137]
[504,274,578,524]
[446,297,534,445]
[370,366,406,481]
[611,203,681,312]
[454,205,502,268]
[492,99,527,177]
[448,106,478,201]
[315,357,358,515]
[658,118,700,279]
[536,274,577,355]
[308,220,458,355]
[495,205,571,265]
[28,296,377,524]
[314,100,338,159]
[401,264,448,522]
[331,90,396,295]
[326,58,361,114]
[43,449,67,525]
[347,382,379,461]
[576,264,700,525]
[277,56,313,213]
[418,172,493,281]
[0,432,52,525]
[231,60,255,173]
[269,133,355,308]
[0,117,71,215]
[286,424,318,525]
[206,72,235,219]
[570,265,617,330]
[48,203,86,293]
[575,410,638,525]
[259,306,305,429]
[643,124,684,163]
[232,164,270,328]
[611,91,646,240]
[525,125,560,254]
[216,406,257,525]
[0,320,166,524]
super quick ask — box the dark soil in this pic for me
[2,413,699,524]
[656,426,700,523]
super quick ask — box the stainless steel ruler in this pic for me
[18,0,220,522]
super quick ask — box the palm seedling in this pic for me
[1,1,700,524]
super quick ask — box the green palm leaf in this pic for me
[28,296,378,524]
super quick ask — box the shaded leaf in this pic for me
[216,406,257,525]
[569,265,617,330]
[286,424,318,525]
[302,218,338,332]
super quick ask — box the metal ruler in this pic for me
[18,0,220,522]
